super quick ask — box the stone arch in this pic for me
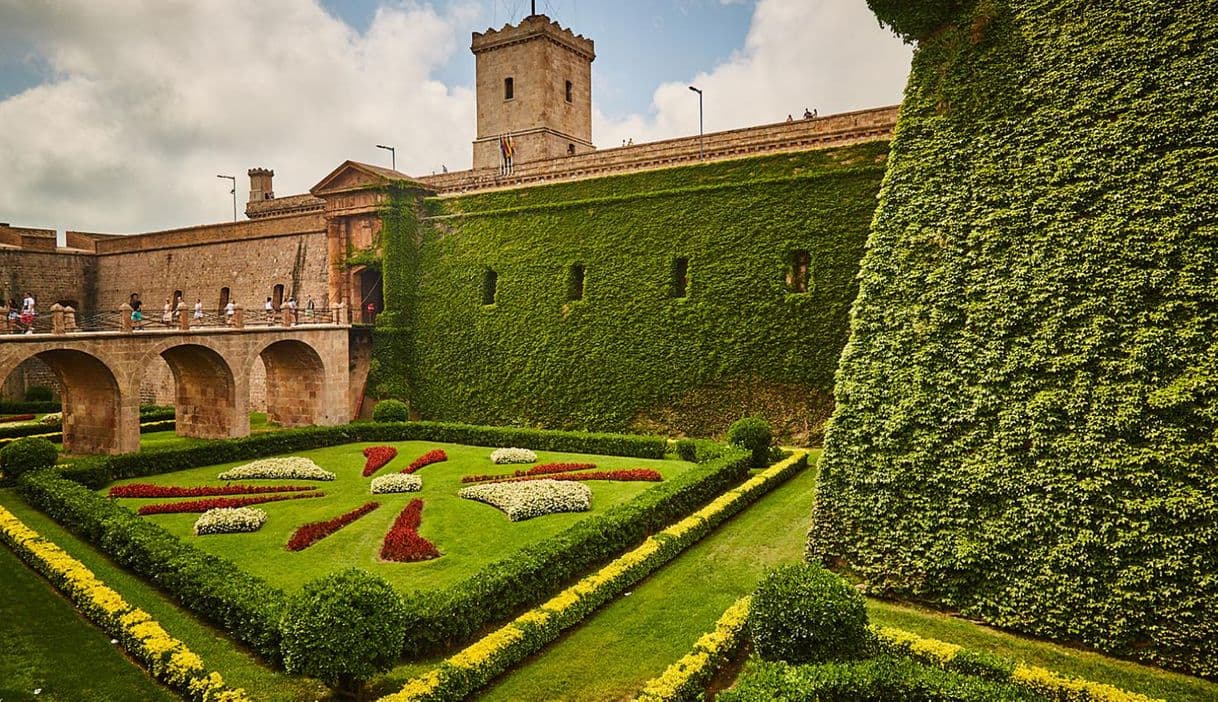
[5,348,135,454]
[258,339,327,427]
[158,343,248,439]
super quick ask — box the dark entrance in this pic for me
[357,268,383,324]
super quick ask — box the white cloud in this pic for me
[594,0,911,148]
[0,0,478,233]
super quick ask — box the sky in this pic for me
[0,0,913,234]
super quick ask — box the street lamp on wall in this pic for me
[216,175,236,222]
[376,144,396,171]
[688,86,704,160]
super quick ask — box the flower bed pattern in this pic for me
[137,491,324,515]
[635,596,751,701]
[362,446,398,477]
[461,462,597,483]
[403,449,447,474]
[471,469,663,485]
[217,457,335,481]
[193,507,268,536]
[0,413,36,423]
[490,447,537,464]
[110,483,316,498]
[287,501,381,552]
[458,479,592,521]
[371,474,422,494]
[380,451,810,702]
[0,505,249,701]
[380,499,440,562]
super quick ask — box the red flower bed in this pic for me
[461,462,596,484]
[136,491,324,515]
[362,446,398,477]
[379,498,440,562]
[473,469,664,485]
[403,449,447,474]
[286,501,380,552]
[0,414,36,423]
[109,483,316,498]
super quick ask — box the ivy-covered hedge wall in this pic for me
[811,0,1217,677]
[376,143,888,443]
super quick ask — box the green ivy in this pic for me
[376,144,888,443]
[812,0,1218,676]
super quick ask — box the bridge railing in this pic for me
[0,302,350,338]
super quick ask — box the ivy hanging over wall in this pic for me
[374,143,889,443]
[811,0,1218,677]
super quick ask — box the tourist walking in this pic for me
[286,297,297,326]
[161,298,172,327]
[6,299,18,333]
[264,297,274,324]
[20,292,35,334]
[305,296,315,321]
[224,299,236,326]
[131,298,144,330]
[193,298,204,322]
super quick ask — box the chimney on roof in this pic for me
[248,168,274,202]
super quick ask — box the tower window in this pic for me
[568,263,585,301]
[482,269,498,305]
[504,77,514,100]
[671,257,689,299]
[565,80,573,103]
[787,250,811,293]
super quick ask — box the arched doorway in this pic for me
[356,268,383,324]
[160,344,246,439]
[260,339,326,427]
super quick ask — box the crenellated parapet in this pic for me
[471,14,594,60]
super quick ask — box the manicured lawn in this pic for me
[106,441,692,594]
[0,490,328,702]
[0,539,176,702]
[136,411,277,451]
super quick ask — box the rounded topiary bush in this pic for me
[372,398,409,422]
[866,0,976,42]
[728,416,772,468]
[749,563,871,664]
[0,437,57,479]
[281,568,407,696]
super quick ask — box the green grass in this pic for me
[135,411,277,451]
[0,490,328,702]
[480,455,820,702]
[106,441,692,594]
[0,538,177,702]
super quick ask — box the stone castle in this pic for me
[1,12,896,426]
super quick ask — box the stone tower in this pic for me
[471,13,595,170]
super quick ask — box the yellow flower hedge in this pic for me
[380,451,809,702]
[635,595,753,702]
[874,625,1163,702]
[0,505,249,702]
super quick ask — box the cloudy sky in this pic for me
[0,0,912,235]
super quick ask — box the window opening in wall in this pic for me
[565,80,573,103]
[172,289,183,306]
[568,143,576,155]
[787,250,811,293]
[671,257,689,298]
[482,269,498,306]
[568,263,585,301]
[218,287,230,314]
[272,283,285,310]
[504,76,514,100]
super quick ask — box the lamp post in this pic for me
[376,144,396,171]
[688,86,703,160]
[216,175,236,222]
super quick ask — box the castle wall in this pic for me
[0,246,97,313]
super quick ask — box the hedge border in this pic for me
[0,401,60,414]
[634,596,752,701]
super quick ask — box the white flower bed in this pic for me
[40,412,63,426]
[370,473,422,494]
[459,479,591,521]
[217,457,335,481]
[490,447,537,465]
[193,507,267,535]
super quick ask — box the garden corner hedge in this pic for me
[811,0,1218,677]
[373,144,888,444]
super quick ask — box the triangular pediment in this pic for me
[310,160,431,196]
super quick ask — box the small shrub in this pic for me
[24,386,53,402]
[372,399,409,422]
[728,417,773,468]
[0,437,57,479]
[280,568,407,696]
[675,438,698,462]
[749,563,871,664]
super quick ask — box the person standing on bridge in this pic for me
[6,299,18,334]
[224,299,235,326]
[161,298,173,327]
[131,298,144,330]
[193,298,204,323]
[305,297,315,321]
[20,292,35,334]
[264,297,274,324]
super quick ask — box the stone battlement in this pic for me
[419,104,898,196]
[472,14,594,60]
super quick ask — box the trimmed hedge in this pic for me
[17,469,286,661]
[0,407,177,444]
[0,437,58,480]
[60,421,668,488]
[812,0,1218,676]
[376,144,888,445]
[749,564,870,664]
[0,401,60,414]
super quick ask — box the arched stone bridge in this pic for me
[0,326,350,454]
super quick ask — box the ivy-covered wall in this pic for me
[374,143,888,442]
[811,0,1217,677]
